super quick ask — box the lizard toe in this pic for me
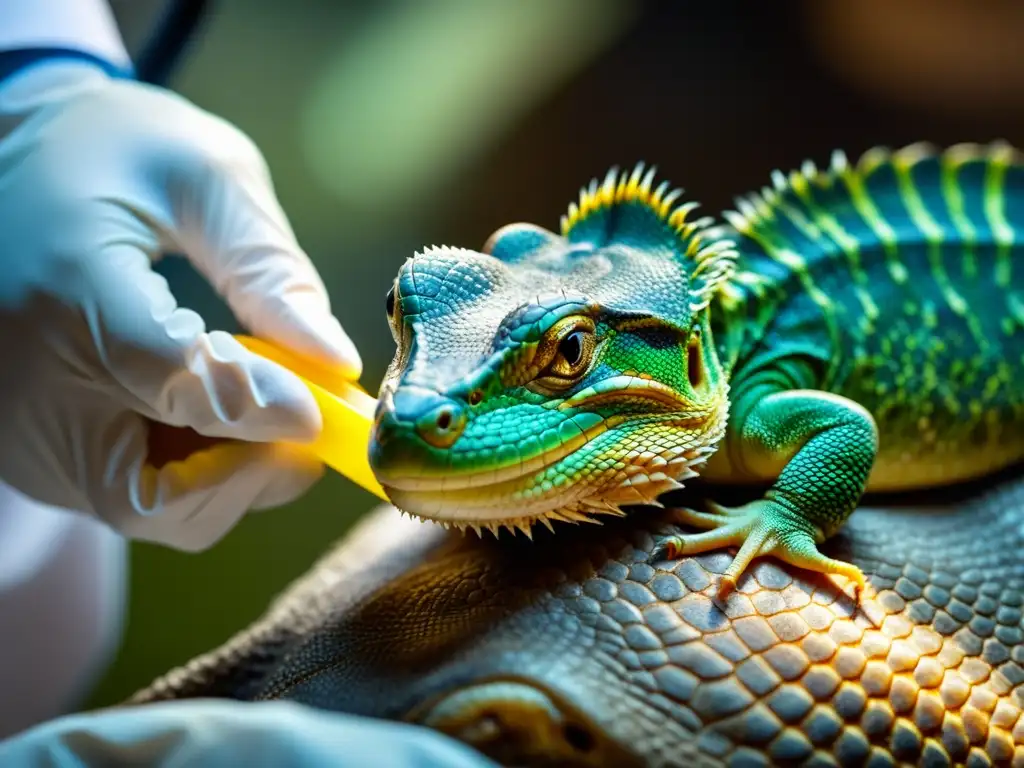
[660,498,867,600]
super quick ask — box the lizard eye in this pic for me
[385,281,403,342]
[549,328,594,378]
[534,317,596,389]
[385,284,396,318]
[558,332,586,369]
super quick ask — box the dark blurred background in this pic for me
[87,0,1024,706]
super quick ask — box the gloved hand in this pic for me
[0,61,362,551]
[0,699,499,768]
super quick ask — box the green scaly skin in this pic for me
[368,142,1024,597]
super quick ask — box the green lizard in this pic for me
[368,141,1024,597]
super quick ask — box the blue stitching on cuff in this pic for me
[0,48,135,87]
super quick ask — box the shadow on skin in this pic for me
[134,465,1024,767]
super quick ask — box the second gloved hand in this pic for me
[0,699,499,768]
[0,61,363,551]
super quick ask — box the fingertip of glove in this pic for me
[325,320,364,379]
[249,296,364,380]
[307,313,363,379]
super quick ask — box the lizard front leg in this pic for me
[659,388,878,597]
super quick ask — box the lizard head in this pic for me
[369,164,737,535]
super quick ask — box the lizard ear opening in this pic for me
[483,223,563,264]
[686,333,704,391]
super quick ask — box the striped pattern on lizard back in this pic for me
[718,143,1024,491]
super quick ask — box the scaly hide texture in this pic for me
[132,470,1024,767]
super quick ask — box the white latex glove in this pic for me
[0,61,362,552]
[0,699,499,768]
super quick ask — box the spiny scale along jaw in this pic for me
[369,163,737,538]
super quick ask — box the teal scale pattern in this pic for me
[717,144,1024,480]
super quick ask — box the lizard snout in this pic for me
[372,384,468,457]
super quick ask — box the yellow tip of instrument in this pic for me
[234,335,389,501]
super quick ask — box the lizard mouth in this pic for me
[381,442,716,537]
[372,401,729,536]
[375,413,623,494]
[372,376,722,493]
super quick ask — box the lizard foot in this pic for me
[656,499,867,599]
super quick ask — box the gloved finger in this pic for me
[88,406,323,551]
[77,228,323,444]
[163,124,362,378]
[0,700,499,768]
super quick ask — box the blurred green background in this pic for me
[85,0,1024,707]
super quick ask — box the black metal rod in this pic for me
[134,0,211,86]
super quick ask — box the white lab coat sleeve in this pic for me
[0,0,132,741]
[0,0,131,67]
[0,481,127,740]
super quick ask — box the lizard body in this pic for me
[368,142,1024,594]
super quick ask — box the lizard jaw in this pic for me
[384,443,720,539]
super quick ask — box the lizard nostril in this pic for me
[562,722,595,752]
[415,401,467,448]
[468,389,483,406]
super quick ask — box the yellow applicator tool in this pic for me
[234,335,389,501]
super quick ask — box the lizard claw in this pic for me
[657,499,868,600]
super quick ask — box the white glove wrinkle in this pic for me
[0,65,350,550]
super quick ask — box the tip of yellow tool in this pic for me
[234,335,389,501]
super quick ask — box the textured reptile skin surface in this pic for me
[134,469,1024,767]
